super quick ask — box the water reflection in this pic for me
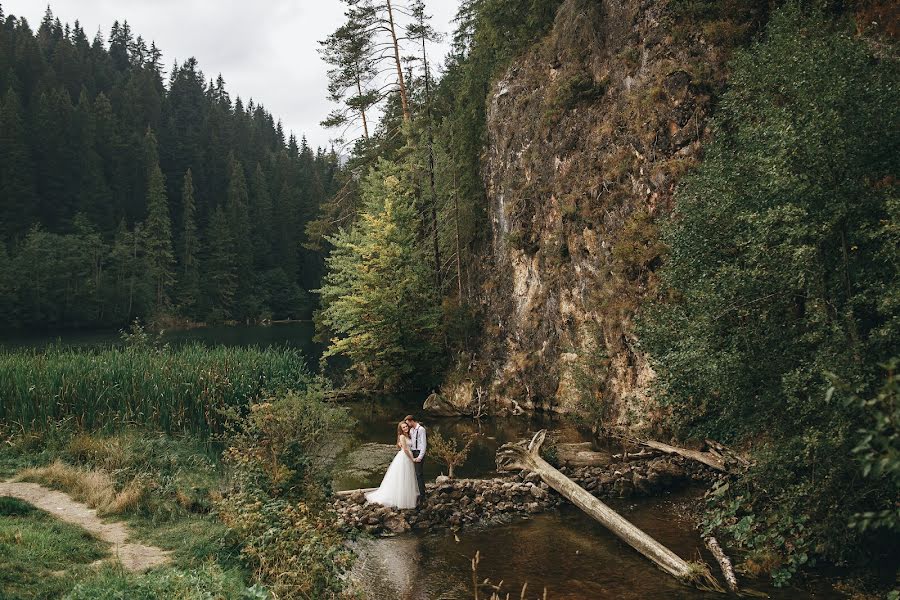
[352,498,841,600]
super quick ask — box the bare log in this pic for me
[639,439,727,472]
[611,449,660,460]
[556,442,611,467]
[334,487,377,497]
[498,431,723,592]
[704,536,739,593]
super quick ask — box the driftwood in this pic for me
[704,536,739,593]
[334,487,377,497]
[639,439,727,472]
[705,439,752,469]
[611,448,660,460]
[555,442,611,467]
[498,431,723,592]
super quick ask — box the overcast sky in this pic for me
[2,0,459,150]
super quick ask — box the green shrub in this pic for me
[640,3,899,583]
[216,389,351,598]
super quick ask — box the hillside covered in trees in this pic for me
[311,0,899,589]
[0,6,339,329]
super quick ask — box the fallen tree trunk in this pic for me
[498,431,723,592]
[334,487,377,497]
[611,449,660,460]
[639,439,727,472]
[556,442,611,467]
[704,536,739,593]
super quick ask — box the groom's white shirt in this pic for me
[410,424,427,460]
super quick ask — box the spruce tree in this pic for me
[177,169,200,314]
[141,129,175,311]
[205,205,237,321]
[0,87,36,241]
[225,154,255,318]
[74,88,113,231]
[250,163,273,269]
[317,159,440,389]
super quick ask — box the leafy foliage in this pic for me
[843,360,900,533]
[640,4,899,582]
[428,431,474,478]
[316,159,442,389]
[217,390,352,599]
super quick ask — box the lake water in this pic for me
[5,323,840,599]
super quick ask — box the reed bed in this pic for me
[0,343,311,434]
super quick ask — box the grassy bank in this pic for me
[0,383,352,599]
[0,342,311,434]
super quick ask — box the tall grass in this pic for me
[0,343,312,434]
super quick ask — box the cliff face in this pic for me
[444,0,758,429]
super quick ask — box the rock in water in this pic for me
[383,514,410,534]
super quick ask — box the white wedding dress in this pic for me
[365,436,419,509]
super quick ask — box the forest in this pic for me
[0,7,338,328]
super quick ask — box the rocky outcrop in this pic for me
[448,0,760,426]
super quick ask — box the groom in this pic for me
[404,414,427,507]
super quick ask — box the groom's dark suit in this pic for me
[410,424,427,503]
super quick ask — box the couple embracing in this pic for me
[365,415,427,510]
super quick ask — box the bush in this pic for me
[216,389,352,598]
[429,432,475,478]
[640,4,899,583]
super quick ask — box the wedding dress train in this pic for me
[365,448,419,509]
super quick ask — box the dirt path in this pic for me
[0,481,170,572]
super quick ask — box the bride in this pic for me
[365,421,419,509]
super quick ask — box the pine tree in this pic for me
[407,0,442,288]
[205,204,237,321]
[141,128,175,311]
[319,17,378,140]
[177,169,200,313]
[317,159,440,389]
[0,87,37,241]
[321,0,415,145]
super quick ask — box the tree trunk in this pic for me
[638,439,727,472]
[385,0,411,123]
[497,431,723,592]
[453,176,463,301]
[421,37,441,291]
[704,536,739,593]
[555,442,611,467]
[355,71,369,140]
